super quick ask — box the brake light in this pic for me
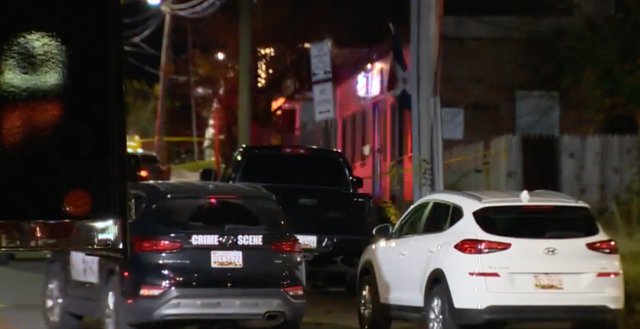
[139,170,149,178]
[271,239,302,253]
[284,286,304,298]
[139,285,168,297]
[132,237,182,253]
[282,147,310,154]
[586,239,618,255]
[454,239,511,254]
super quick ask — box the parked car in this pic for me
[357,190,623,329]
[43,181,305,329]
[127,151,170,181]
[203,145,375,293]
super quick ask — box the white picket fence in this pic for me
[443,134,640,206]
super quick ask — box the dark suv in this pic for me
[43,181,305,329]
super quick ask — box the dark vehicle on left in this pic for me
[44,181,306,329]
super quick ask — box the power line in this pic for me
[126,57,188,81]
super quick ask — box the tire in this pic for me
[422,283,460,329]
[42,263,83,329]
[0,253,11,265]
[101,276,133,329]
[357,274,391,329]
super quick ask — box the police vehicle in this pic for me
[44,181,305,329]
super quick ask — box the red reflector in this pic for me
[469,272,500,277]
[271,239,302,253]
[596,272,621,278]
[454,239,511,254]
[586,239,618,255]
[284,286,304,297]
[282,148,310,154]
[139,285,168,297]
[132,237,182,253]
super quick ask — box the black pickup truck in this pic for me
[201,145,375,292]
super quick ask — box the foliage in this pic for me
[559,2,640,115]
[124,80,158,138]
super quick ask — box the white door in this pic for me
[399,201,456,306]
[384,202,430,306]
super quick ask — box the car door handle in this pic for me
[399,251,408,256]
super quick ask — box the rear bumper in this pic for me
[302,235,370,286]
[124,288,305,325]
[452,305,621,326]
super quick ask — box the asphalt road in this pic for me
[0,260,413,329]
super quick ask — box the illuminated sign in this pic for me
[356,65,383,98]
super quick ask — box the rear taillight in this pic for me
[132,237,182,253]
[139,170,149,178]
[271,238,302,253]
[454,239,511,254]
[139,285,168,297]
[596,272,621,278]
[284,286,304,298]
[586,239,618,255]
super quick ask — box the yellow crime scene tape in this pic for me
[359,149,507,180]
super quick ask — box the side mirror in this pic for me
[200,168,217,181]
[372,224,393,240]
[352,176,364,189]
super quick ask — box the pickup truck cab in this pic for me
[206,145,375,292]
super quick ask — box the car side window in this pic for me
[423,202,452,234]
[129,191,145,221]
[395,203,429,238]
[449,205,464,227]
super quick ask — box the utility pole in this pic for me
[186,23,199,161]
[154,0,173,164]
[431,0,444,191]
[410,0,421,202]
[418,0,437,197]
[238,0,252,147]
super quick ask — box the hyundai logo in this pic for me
[543,247,559,256]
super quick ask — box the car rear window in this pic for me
[472,205,599,239]
[140,154,159,165]
[238,153,350,188]
[150,197,284,232]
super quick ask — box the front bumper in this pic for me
[124,288,305,325]
[452,305,621,326]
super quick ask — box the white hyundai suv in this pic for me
[357,190,623,329]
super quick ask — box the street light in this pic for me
[216,52,225,60]
[147,0,161,6]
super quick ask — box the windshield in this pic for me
[149,198,285,232]
[0,1,122,220]
[238,154,351,188]
[473,205,600,239]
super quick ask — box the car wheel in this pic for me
[423,283,460,329]
[102,276,133,329]
[358,274,391,329]
[0,253,11,265]
[42,264,83,329]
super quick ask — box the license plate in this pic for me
[534,275,563,290]
[296,235,317,249]
[211,251,243,268]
